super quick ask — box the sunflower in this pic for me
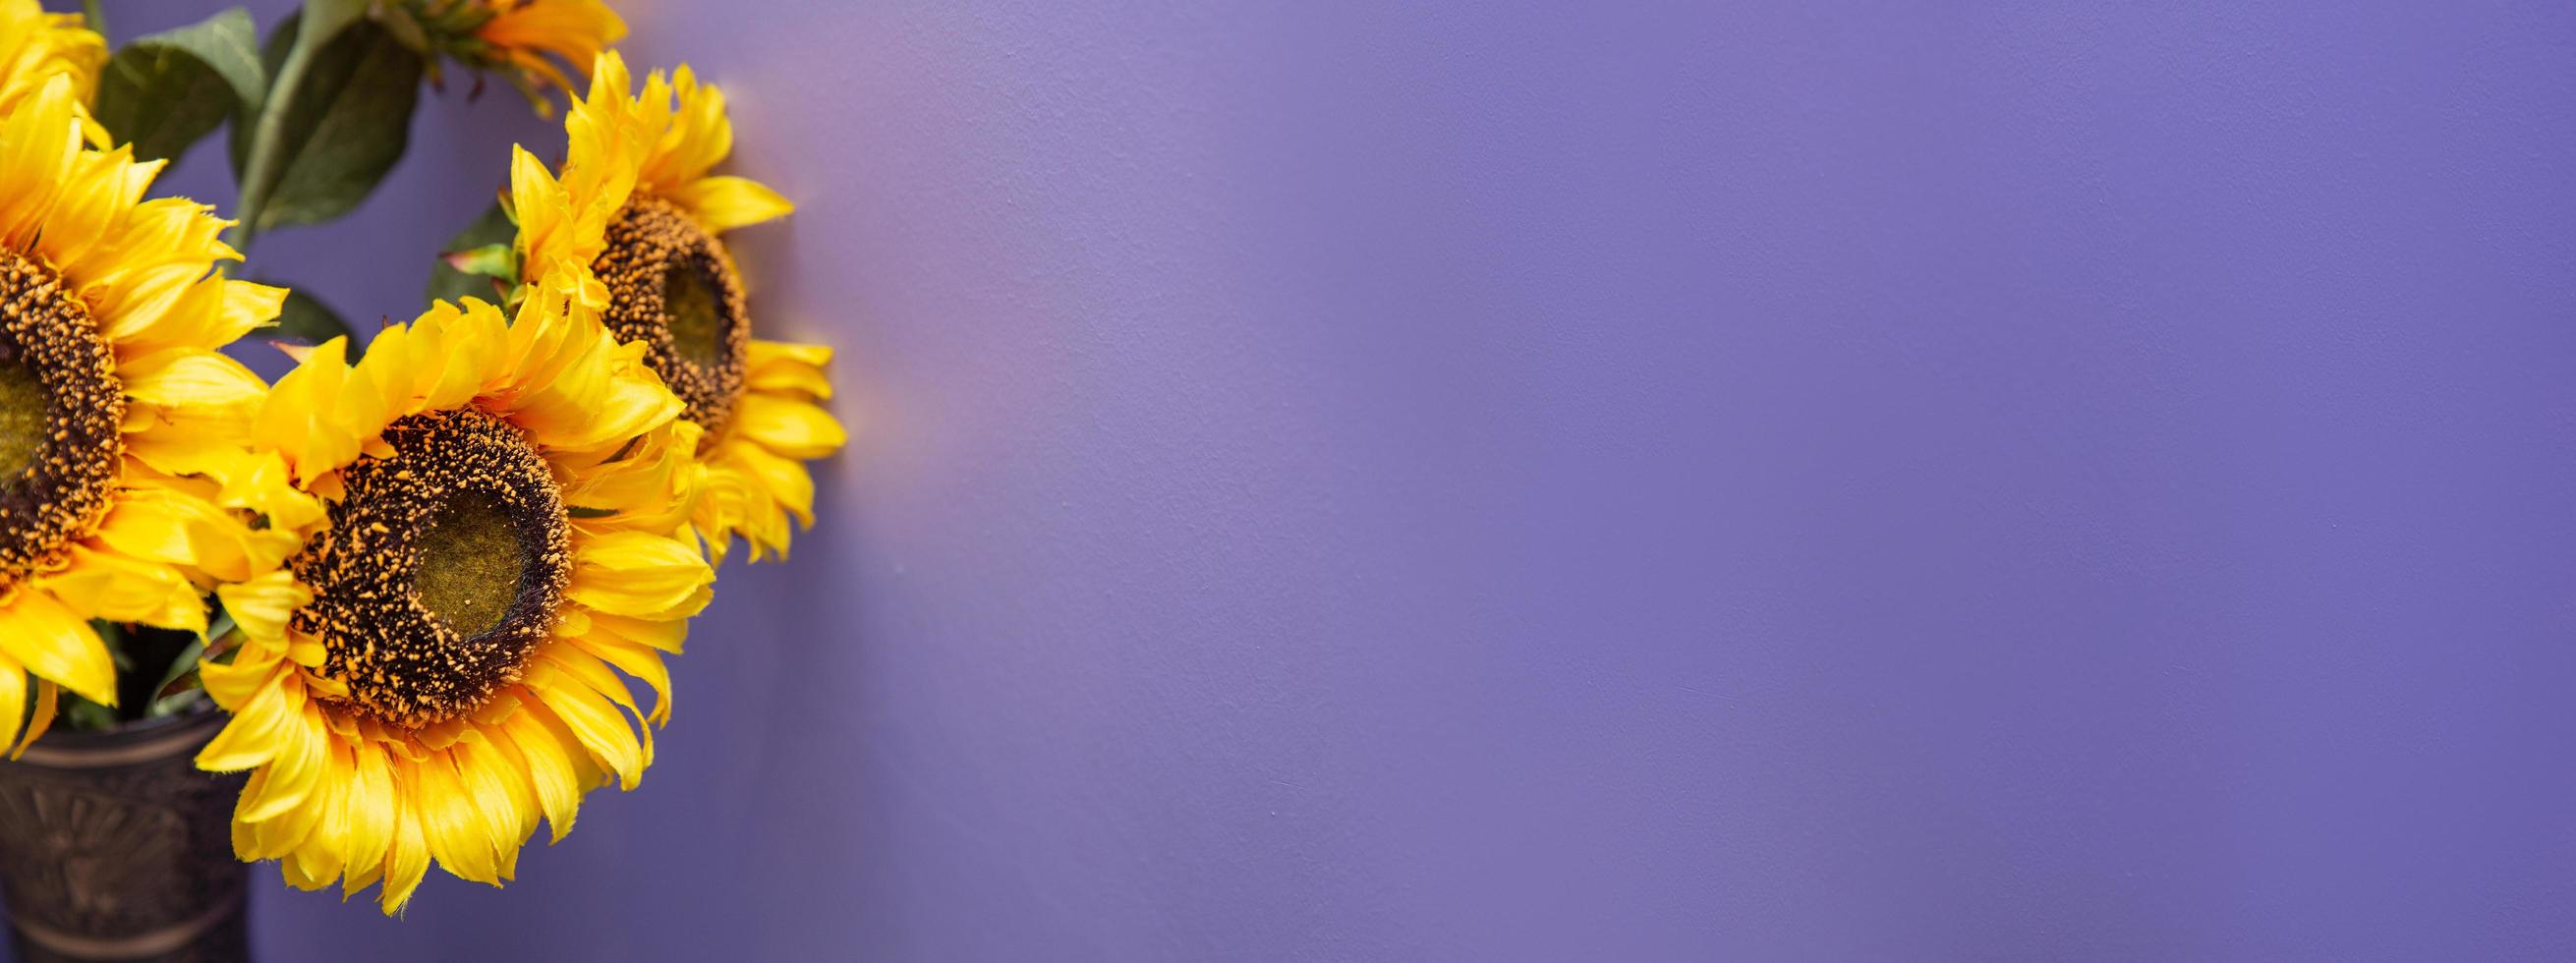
[511,51,841,564]
[0,0,106,143]
[399,0,626,109]
[195,270,712,912]
[475,0,623,95]
[0,75,286,755]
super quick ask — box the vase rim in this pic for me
[9,704,224,768]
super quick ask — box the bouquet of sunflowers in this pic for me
[0,0,837,929]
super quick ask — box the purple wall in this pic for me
[16,1,2576,959]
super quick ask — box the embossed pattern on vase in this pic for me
[0,711,251,963]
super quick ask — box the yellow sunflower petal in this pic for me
[214,277,289,342]
[215,570,313,644]
[537,646,651,765]
[416,754,502,886]
[0,589,112,705]
[38,544,207,632]
[418,299,514,412]
[20,679,57,756]
[0,74,83,245]
[745,339,834,399]
[465,730,542,857]
[669,174,791,233]
[255,336,360,479]
[197,636,285,710]
[566,634,671,726]
[509,144,579,276]
[646,65,734,190]
[128,426,251,480]
[378,784,433,911]
[92,485,259,582]
[37,145,152,272]
[453,734,537,878]
[715,439,817,528]
[71,197,235,296]
[91,263,233,355]
[0,1,105,129]
[567,530,713,619]
[248,757,327,859]
[247,708,324,837]
[730,391,846,461]
[341,747,397,896]
[587,610,688,655]
[198,672,297,771]
[0,658,23,757]
[475,0,625,97]
[527,675,643,791]
[559,420,698,532]
[507,330,680,453]
[122,348,267,412]
[500,702,587,842]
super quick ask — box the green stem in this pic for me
[225,33,327,256]
[81,0,103,37]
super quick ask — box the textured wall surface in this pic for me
[12,1,2576,960]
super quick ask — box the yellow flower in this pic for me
[469,0,625,103]
[0,76,286,756]
[196,271,710,912]
[513,52,839,564]
[0,0,106,144]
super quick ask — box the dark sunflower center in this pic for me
[415,491,527,639]
[290,409,572,728]
[0,363,49,474]
[0,253,125,591]
[594,194,750,432]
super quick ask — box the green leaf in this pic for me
[147,688,207,718]
[92,8,263,164]
[425,200,521,307]
[230,17,424,233]
[229,13,294,175]
[148,9,267,105]
[60,693,117,732]
[91,619,132,672]
[372,1,435,58]
[300,0,373,48]
[145,632,209,716]
[444,243,516,278]
[155,609,232,708]
[270,286,357,347]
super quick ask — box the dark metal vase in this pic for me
[0,709,251,962]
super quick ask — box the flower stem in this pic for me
[225,31,327,256]
[81,0,104,37]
